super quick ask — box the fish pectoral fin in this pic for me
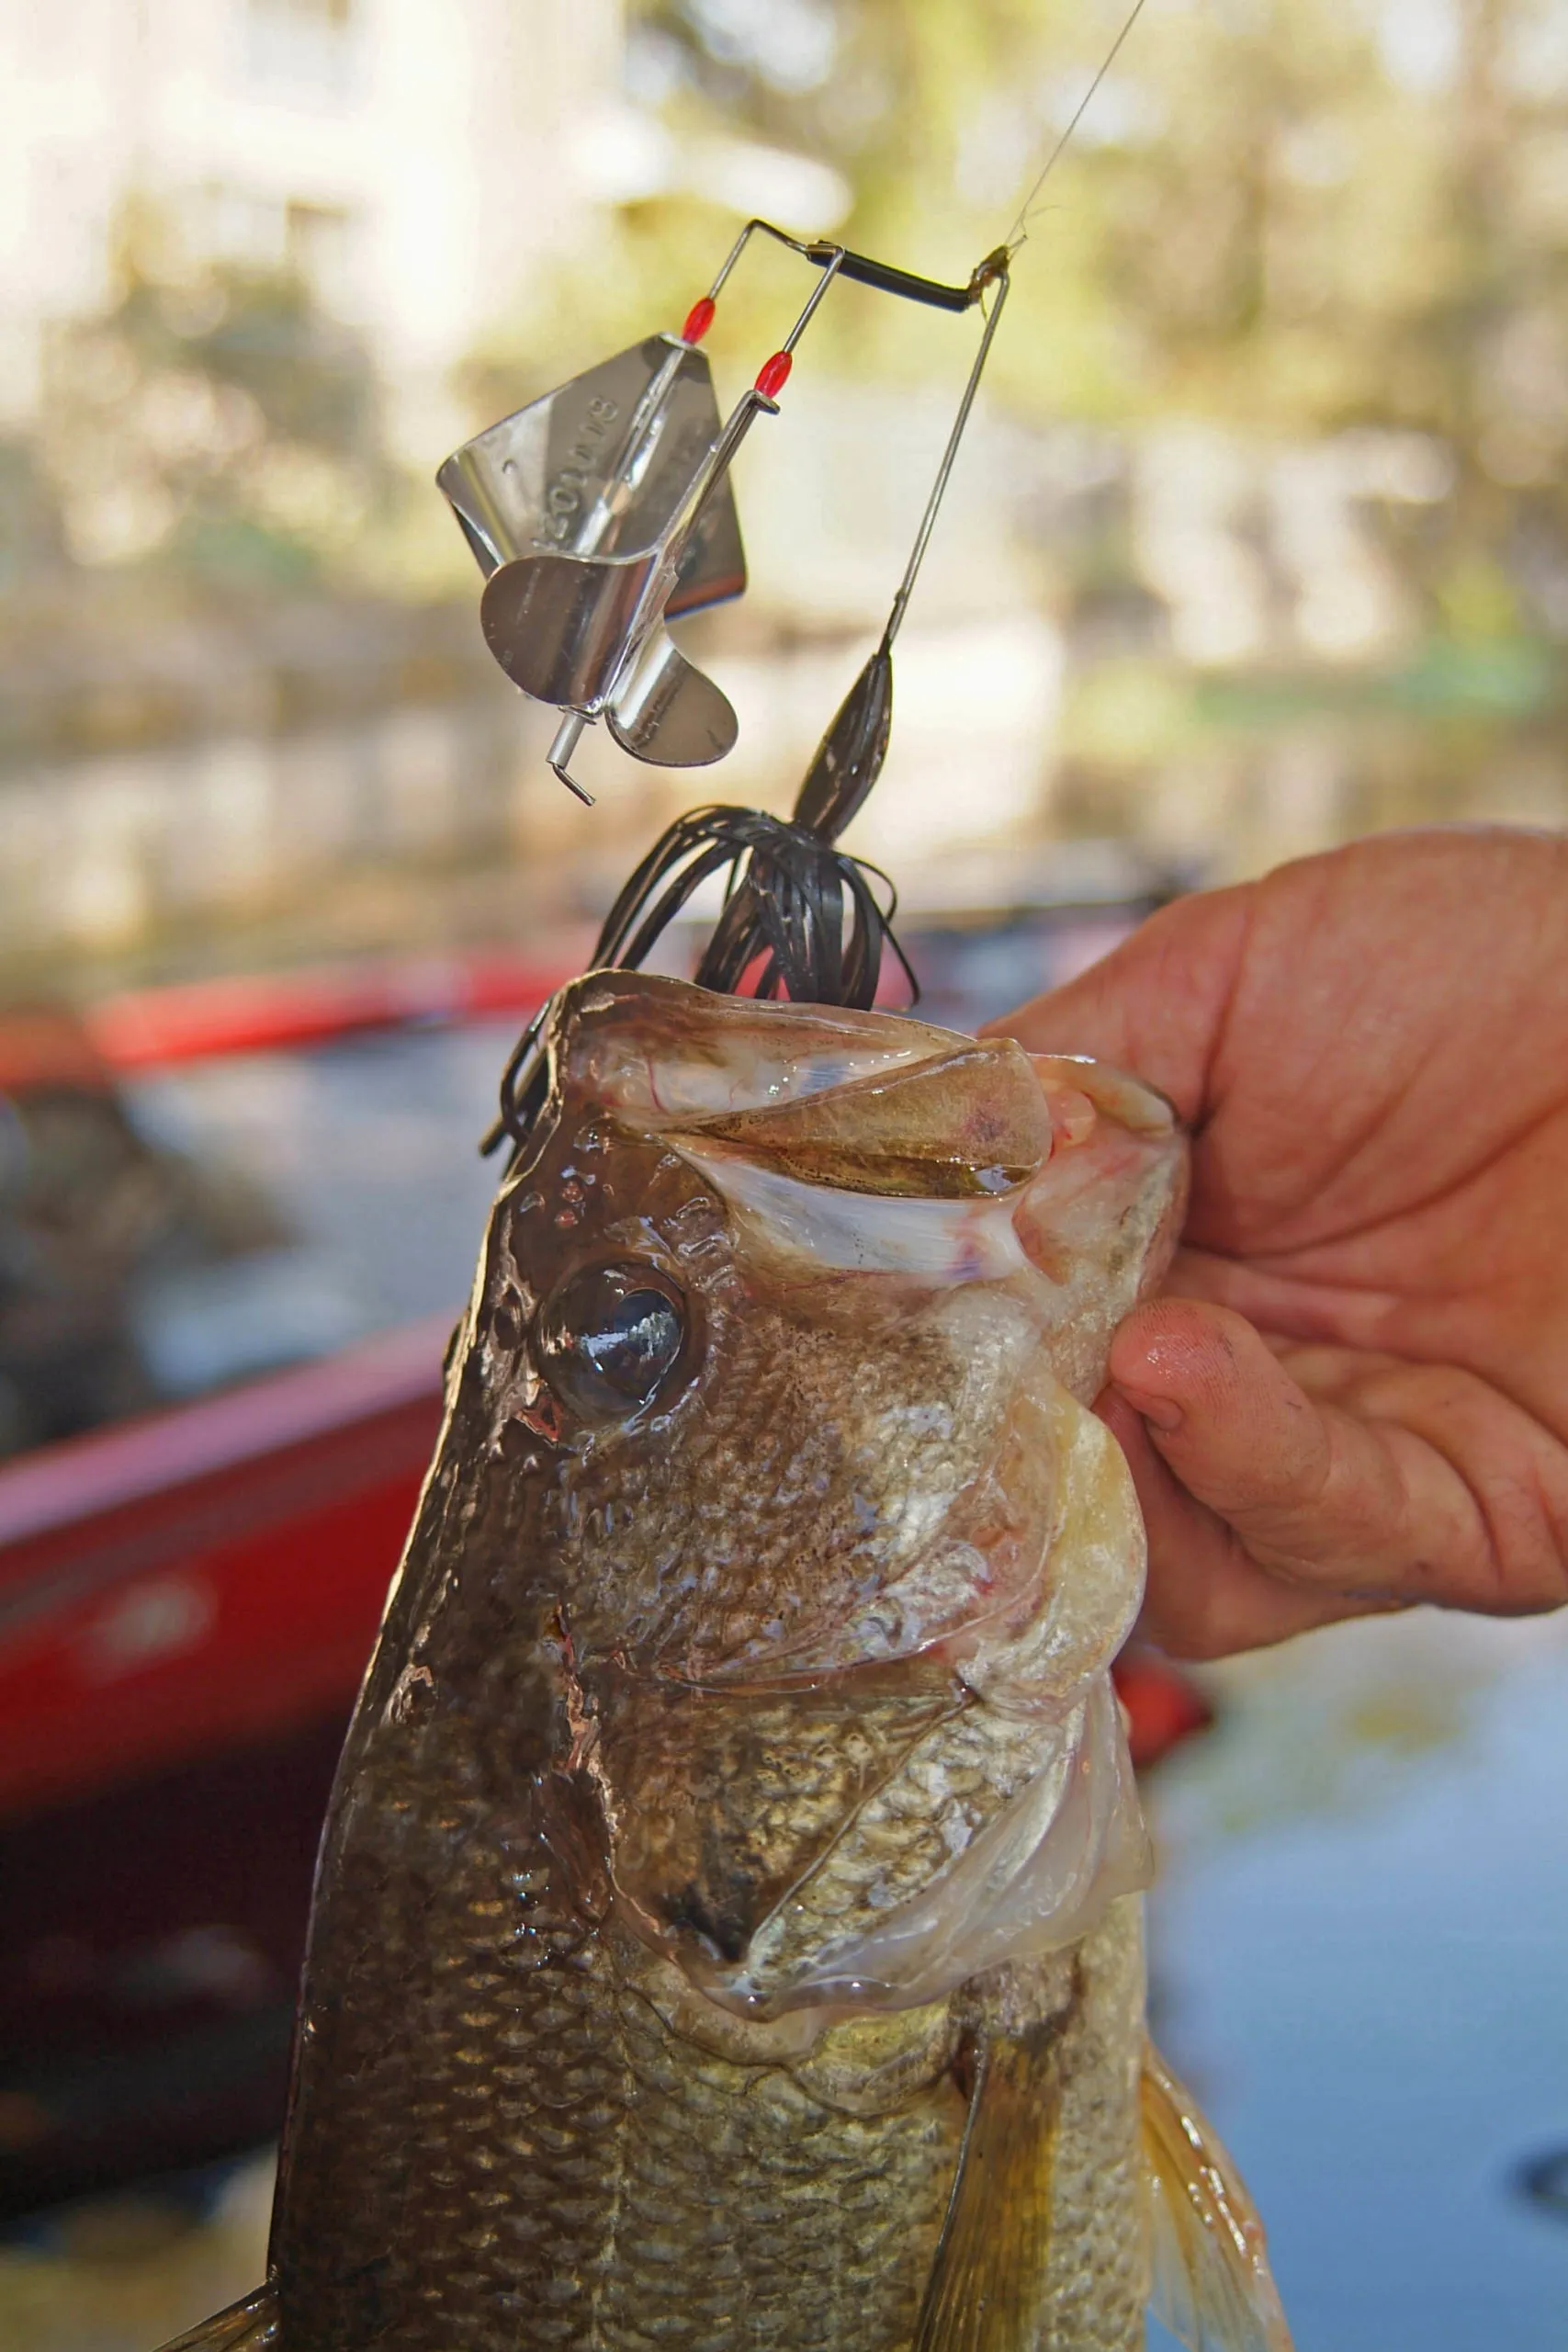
[1141,2042,1295,2352]
[152,2282,279,2352]
[913,2031,1062,2352]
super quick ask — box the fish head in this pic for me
[441,972,1186,2018]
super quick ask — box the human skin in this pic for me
[983,827,1568,1658]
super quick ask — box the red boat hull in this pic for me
[0,1318,447,1825]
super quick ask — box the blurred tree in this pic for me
[35,207,391,593]
[598,0,1568,633]
[0,441,68,591]
[24,3,1568,642]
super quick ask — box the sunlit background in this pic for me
[2,0,1568,2345]
[8,0,1568,988]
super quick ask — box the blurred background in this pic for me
[1,0,1567,2345]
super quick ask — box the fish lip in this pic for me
[1022,1050,1180,1135]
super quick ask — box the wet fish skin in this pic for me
[157,974,1290,2352]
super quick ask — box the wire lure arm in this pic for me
[787,254,1010,846]
[803,238,1010,314]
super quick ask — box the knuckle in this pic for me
[1470,1461,1568,1614]
[1495,1544,1568,1615]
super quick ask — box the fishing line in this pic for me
[1002,0,1152,254]
[479,0,1158,1153]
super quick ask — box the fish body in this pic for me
[161,975,1290,2352]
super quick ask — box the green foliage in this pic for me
[26,2,1568,636]
[35,210,389,592]
[560,0,1568,627]
[0,440,67,588]
[613,0,1568,445]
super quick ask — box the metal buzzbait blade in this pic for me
[440,223,1011,808]
[440,335,748,804]
[440,226,846,800]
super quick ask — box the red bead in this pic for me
[682,296,716,345]
[753,349,793,400]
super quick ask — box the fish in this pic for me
[160,971,1292,2352]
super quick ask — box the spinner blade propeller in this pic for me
[439,333,748,801]
[438,220,1006,810]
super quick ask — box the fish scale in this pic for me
[590,1946,959,2349]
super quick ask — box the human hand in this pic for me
[984,828,1568,1657]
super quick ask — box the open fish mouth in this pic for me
[510,973,1185,2023]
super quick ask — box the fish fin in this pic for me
[153,2282,279,2352]
[913,2032,1061,2352]
[1141,2043,1294,2352]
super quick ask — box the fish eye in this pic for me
[536,1261,690,1421]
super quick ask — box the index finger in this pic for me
[1109,1296,1568,1652]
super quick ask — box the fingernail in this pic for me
[1115,1382,1183,1434]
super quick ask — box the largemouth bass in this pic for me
[162,973,1292,2352]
